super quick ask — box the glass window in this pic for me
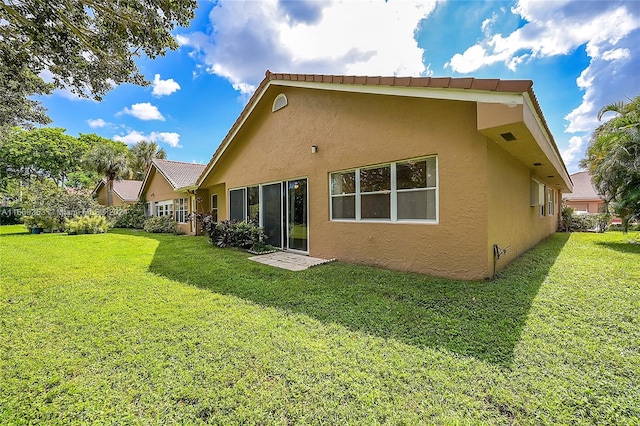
[229,189,246,222]
[331,171,355,195]
[330,156,437,223]
[397,160,427,190]
[331,195,355,219]
[331,171,356,219]
[361,193,390,219]
[360,165,390,193]
[174,198,188,223]
[155,200,173,218]
[397,190,436,220]
[247,186,260,224]
[539,183,546,216]
[548,188,554,216]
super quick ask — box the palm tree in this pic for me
[581,96,640,231]
[84,139,130,207]
[129,141,166,180]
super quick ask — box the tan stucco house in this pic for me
[93,179,143,206]
[194,71,572,279]
[563,171,606,213]
[139,159,206,234]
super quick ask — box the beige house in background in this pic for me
[563,171,606,213]
[139,159,206,234]
[193,71,572,280]
[93,179,142,206]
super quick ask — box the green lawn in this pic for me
[1,228,638,424]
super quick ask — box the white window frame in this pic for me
[547,188,555,216]
[155,200,173,218]
[174,198,188,223]
[330,155,438,224]
[211,194,218,222]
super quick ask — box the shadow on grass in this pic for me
[144,230,568,366]
[595,240,640,254]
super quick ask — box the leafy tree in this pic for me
[580,96,640,232]
[0,0,197,128]
[0,127,88,188]
[83,136,130,207]
[20,179,102,231]
[0,49,53,130]
[128,140,166,180]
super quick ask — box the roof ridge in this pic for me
[153,158,205,166]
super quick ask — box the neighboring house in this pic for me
[563,171,607,213]
[194,71,572,280]
[93,179,143,206]
[139,159,207,235]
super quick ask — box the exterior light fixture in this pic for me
[311,145,318,153]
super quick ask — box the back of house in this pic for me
[195,71,572,279]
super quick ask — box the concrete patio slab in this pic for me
[248,251,335,271]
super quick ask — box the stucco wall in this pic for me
[95,184,125,206]
[487,141,559,275]
[565,200,604,213]
[143,168,192,234]
[202,86,492,279]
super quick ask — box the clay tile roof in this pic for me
[152,159,206,189]
[471,79,500,91]
[563,172,602,200]
[93,179,142,202]
[112,180,143,202]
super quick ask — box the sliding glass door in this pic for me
[287,179,308,252]
[261,183,283,248]
[238,179,308,253]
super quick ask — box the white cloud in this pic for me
[119,102,165,121]
[602,48,630,61]
[447,4,639,74]
[446,1,640,171]
[561,135,587,173]
[87,118,108,128]
[113,130,182,148]
[152,74,181,96]
[178,0,436,95]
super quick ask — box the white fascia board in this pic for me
[270,80,524,106]
[523,92,571,186]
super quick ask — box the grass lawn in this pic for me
[1,228,638,424]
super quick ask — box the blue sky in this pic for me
[39,0,640,173]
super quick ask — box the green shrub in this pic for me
[205,219,266,248]
[560,205,574,232]
[19,180,102,232]
[0,206,21,225]
[112,202,146,229]
[143,216,177,233]
[569,212,610,233]
[570,214,597,232]
[65,214,110,234]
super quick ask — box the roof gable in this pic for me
[564,171,603,201]
[140,159,206,197]
[92,179,142,202]
[197,70,569,191]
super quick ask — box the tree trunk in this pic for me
[107,174,114,207]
